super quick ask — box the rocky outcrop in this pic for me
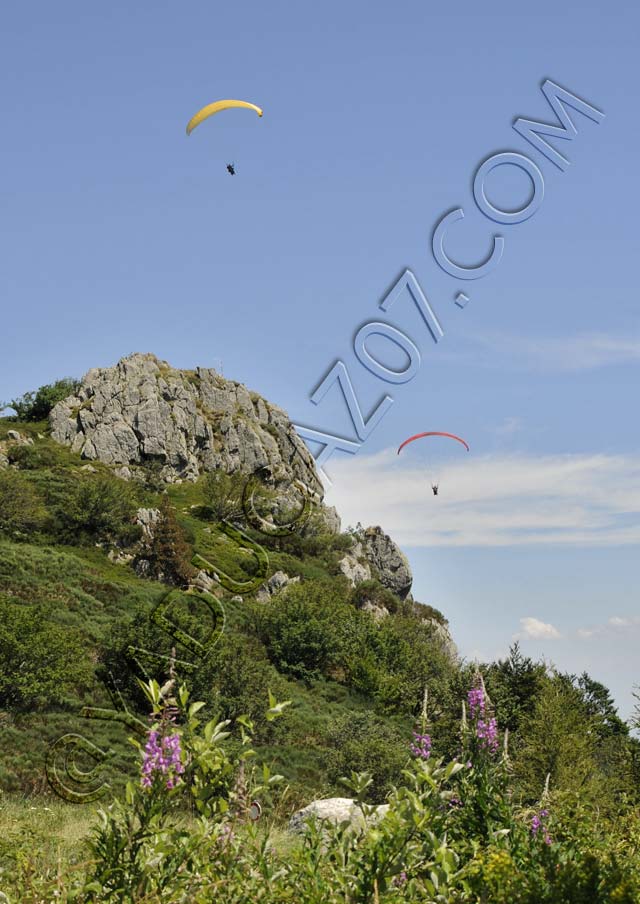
[423,618,458,661]
[256,570,300,603]
[0,430,34,469]
[361,600,390,622]
[49,353,323,498]
[359,526,412,600]
[337,552,371,587]
[288,798,389,834]
[135,507,161,540]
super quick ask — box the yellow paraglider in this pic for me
[186,99,263,136]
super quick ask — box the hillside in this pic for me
[2,356,640,901]
[0,355,457,805]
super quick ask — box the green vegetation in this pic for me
[1,408,639,901]
[2,376,80,421]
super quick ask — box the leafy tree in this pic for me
[572,672,628,738]
[0,597,92,710]
[512,676,613,807]
[254,580,353,684]
[3,377,80,422]
[194,634,288,741]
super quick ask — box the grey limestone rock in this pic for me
[359,526,412,600]
[288,798,390,834]
[337,553,371,587]
[256,570,300,602]
[49,352,323,496]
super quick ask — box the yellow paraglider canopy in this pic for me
[186,99,263,136]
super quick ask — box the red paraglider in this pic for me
[397,432,470,455]
[396,432,470,495]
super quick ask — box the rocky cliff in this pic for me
[48,352,415,598]
[49,352,322,493]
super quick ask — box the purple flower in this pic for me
[468,685,485,718]
[141,730,184,790]
[410,730,432,760]
[531,809,553,845]
[392,871,408,887]
[476,717,499,754]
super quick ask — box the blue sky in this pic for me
[1,1,639,717]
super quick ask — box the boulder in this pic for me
[256,570,300,602]
[135,507,161,540]
[288,798,390,834]
[422,618,458,661]
[6,429,33,446]
[191,569,219,593]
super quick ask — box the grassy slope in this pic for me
[0,417,414,810]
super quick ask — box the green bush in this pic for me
[4,377,80,422]
[254,580,354,684]
[350,578,401,614]
[53,473,141,546]
[6,441,63,470]
[0,597,92,710]
[201,470,249,523]
[324,711,408,803]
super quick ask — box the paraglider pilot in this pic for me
[226,163,236,175]
[432,485,439,496]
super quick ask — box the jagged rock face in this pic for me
[288,798,389,834]
[360,526,412,600]
[49,353,323,496]
[337,553,371,587]
[135,507,161,540]
[422,618,458,661]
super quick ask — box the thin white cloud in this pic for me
[454,331,640,372]
[577,616,640,640]
[516,617,561,641]
[324,449,640,547]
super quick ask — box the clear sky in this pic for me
[2,1,639,717]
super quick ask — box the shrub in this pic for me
[324,711,408,803]
[0,597,92,710]
[350,578,401,614]
[4,377,80,422]
[6,442,63,470]
[201,470,248,523]
[54,473,141,546]
[255,580,353,684]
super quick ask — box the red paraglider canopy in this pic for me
[397,432,470,455]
